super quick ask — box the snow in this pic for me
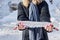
[0,29,22,40]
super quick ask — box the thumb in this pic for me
[53,27,59,31]
[13,26,18,30]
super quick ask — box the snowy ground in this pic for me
[0,28,60,40]
[0,29,22,40]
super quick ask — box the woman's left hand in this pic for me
[44,23,53,32]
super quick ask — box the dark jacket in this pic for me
[17,1,50,40]
[17,1,51,22]
[17,2,29,40]
[37,1,51,22]
[17,2,29,21]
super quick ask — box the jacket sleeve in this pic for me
[17,3,28,21]
[40,1,51,22]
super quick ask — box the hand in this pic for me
[44,23,53,32]
[44,23,59,32]
[18,22,26,30]
[13,22,26,30]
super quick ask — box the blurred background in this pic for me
[0,0,60,40]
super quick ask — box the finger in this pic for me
[53,27,59,31]
[44,25,49,31]
[49,24,53,27]
[44,25,48,29]
[19,22,25,27]
[13,26,18,30]
[48,26,53,32]
[49,24,53,32]
[45,24,52,32]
